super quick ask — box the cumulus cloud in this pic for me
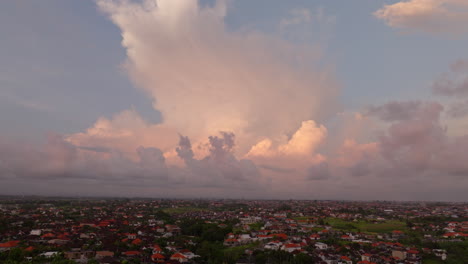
[374,0,468,34]
[96,0,338,154]
[0,131,262,196]
[67,109,179,156]
[358,100,468,178]
[246,120,327,174]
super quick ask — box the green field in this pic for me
[325,218,407,233]
[162,207,209,214]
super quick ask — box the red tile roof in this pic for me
[0,241,20,248]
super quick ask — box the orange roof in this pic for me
[132,238,143,245]
[151,253,165,259]
[123,251,140,256]
[24,246,34,252]
[284,243,300,248]
[272,233,288,239]
[0,241,20,248]
[41,233,55,238]
[171,253,187,259]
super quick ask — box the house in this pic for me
[39,252,59,258]
[433,249,447,260]
[282,243,301,253]
[392,249,406,260]
[238,234,252,243]
[170,253,188,263]
[407,249,420,260]
[123,251,140,257]
[151,253,165,262]
[179,249,198,259]
[361,253,372,262]
[391,230,404,238]
[30,229,42,236]
[224,238,239,247]
[339,256,353,264]
[95,251,114,259]
[64,250,94,262]
[315,242,328,250]
[310,234,321,240]
[0,240,20,251]
[264,241,281,250]
[152,245,163,254]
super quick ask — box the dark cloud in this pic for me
[176,132,260,185]
[349,160,371,177]
[363,100,468,179]
[0,132,262,190]
[446,100,468,118]
[307,162,330,180]
[175,135,194,162]
[367,101,443,122]
[77,146,112,153]
[259,165,296,173]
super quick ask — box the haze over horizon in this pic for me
[1,0,468,201]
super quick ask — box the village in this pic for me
[0,197,466,264]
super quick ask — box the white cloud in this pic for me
[374,0,468,34]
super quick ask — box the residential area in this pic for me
[0,197,466,264]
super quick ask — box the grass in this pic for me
[325,217,407,234]
[162,207,209,214]
[422,256,444,264]
[224,242,260,258]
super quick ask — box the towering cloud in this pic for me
[95,0,339,155]
[374,0,468,34]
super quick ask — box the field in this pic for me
[325,217,407,233]
[162,206,209,214]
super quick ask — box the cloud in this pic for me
[432,60,468,118]
[245,120,327,174]
[96,0,339,154]
[307,161,330,180]
[67,109,179,156]
[175,133,261,187]
[367,101,443,122]
[0,131,262,196]
[446,100,468,118]
[2,0,468,200]
[374,0,468,34]
[358,100,468,179]
[280,8,312,28]
[432,59,468,97]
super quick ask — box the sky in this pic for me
[1,0,468,201]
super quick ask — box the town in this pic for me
[0,197,466,264]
